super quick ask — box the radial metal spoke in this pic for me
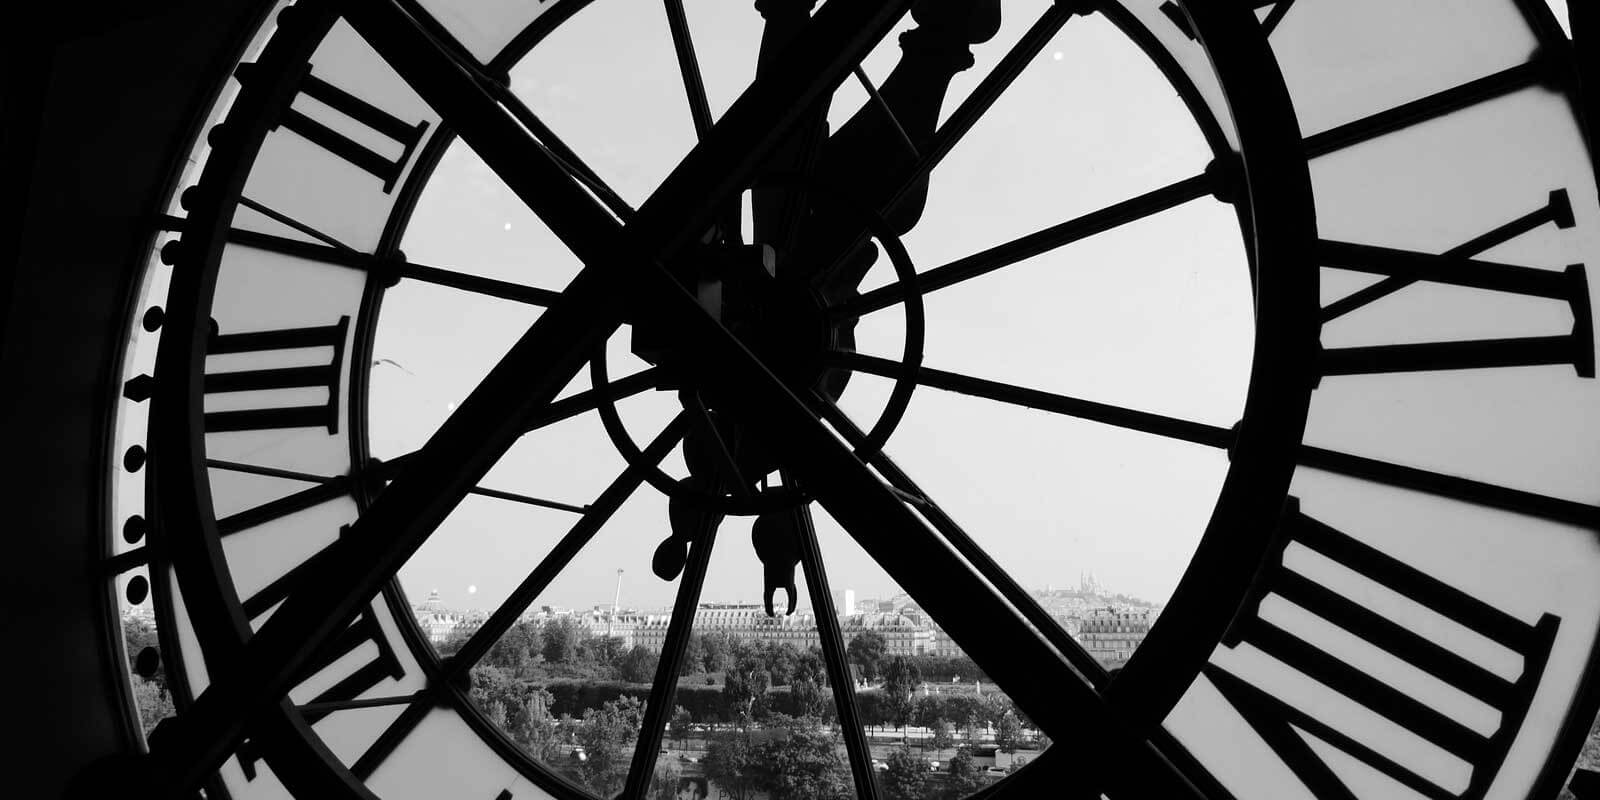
[832,351,1235,449]
[839,172,1214,317]
[466,485,588,514]
[239,196,355,251]
[854,66,919,158]
[223,225,566,307]
[1298,444,1600,530]
[297,692,426,715]
[664,0,714,138]
[445,418,686,677]
[1302,58,1552,159]
[789,490,883,800]
[522,366,663,433]
[621,476,723,799]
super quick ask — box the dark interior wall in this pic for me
[1,2,264,796]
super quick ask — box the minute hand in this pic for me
[798,0,1002,297]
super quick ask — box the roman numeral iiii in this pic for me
[1206,499,1559,800]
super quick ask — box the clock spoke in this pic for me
[239,196,357,252]
[787,488,886,800]
[1297,444,1600,530]
[521,365,662,434]
[208,453,590,536]
[227,224,566,307]
[830,350,1235,449]
[663,0,714,139]
[465,485,588,515]
[838,171,1215,318]
[1302,56,1557,160]
[620,460,723,799]
[443,418,687,677]
[297,691,426,716]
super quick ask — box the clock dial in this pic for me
[96,0,1600,798]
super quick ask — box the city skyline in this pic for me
[401,567,1158,615]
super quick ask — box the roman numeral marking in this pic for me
[242,62,430,193]
[1319,190,1594,378]
[1207,500,1558,800]
[1160,0,1296,39]
[205,316,350,434]
[236,531,406,779]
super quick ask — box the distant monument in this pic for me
[831,588,856,616]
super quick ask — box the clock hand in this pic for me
[798,0,1002,284]
[799,0,1002,400]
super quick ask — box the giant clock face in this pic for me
[98,0,1600,798]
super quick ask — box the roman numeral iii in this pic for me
[204,316,350,434]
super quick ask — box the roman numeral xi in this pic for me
[1319,190,1594,379]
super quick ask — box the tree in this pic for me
[995,710,1024,755]
[669,705,693,748]
[789,650,827,719]
[847,631,886,683]
[577,695,645,796]
[760,641,799,687]
[516,688,567,763]
[588,634,625,667]
[750,716,852,800]
[701,631,734,674]
[483,621,538,675]
[881,747,927,800]
[882,656,921,729]
[129,674,173,736]
[122,617,164,690]
[542,616,584,663]
[945,747,985,798]
[680,633,706,676]
[704,730,759,800]
[723,653,771,722]
[929,719,955,757]
[618,645,660,683]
